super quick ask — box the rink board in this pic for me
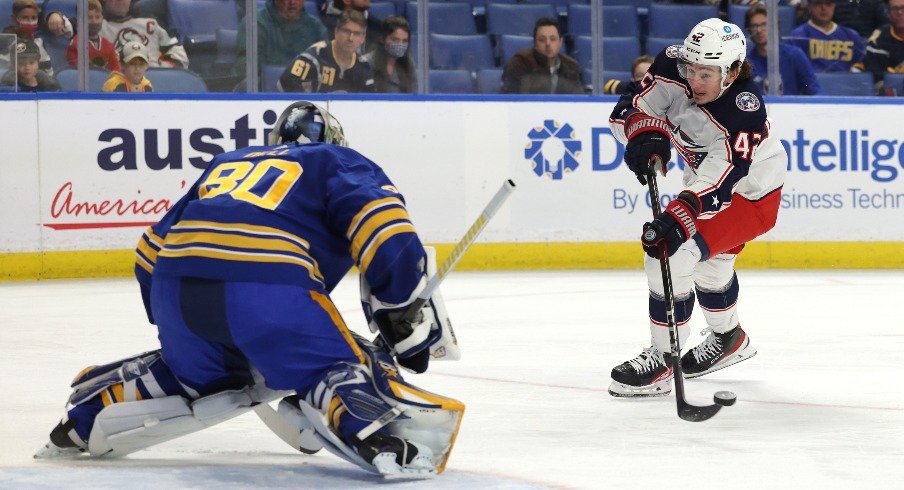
[1,95,903,279]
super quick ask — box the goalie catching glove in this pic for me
[361,247,459,374]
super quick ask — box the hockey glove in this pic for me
[624,113,671,185]
[642,191,701,258]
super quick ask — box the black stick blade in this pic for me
[677,402,723,422]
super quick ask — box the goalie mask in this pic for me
[268,101,348,147]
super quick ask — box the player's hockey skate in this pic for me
[34,421,85,459]
[609,347,673,397]
[681,325,757,378]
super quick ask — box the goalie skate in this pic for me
[608,347,673,397]
[681,326,756,378]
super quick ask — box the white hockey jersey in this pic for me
[100,16,188,68]
[609,45,786,258]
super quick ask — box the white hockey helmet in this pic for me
[678,18,746,84]
[268,101,348,147]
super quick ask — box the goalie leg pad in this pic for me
[301,336,464,476]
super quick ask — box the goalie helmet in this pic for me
[678,18,746,87]
[268,101,348,147]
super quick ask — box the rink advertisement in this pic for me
[0,97,902,277]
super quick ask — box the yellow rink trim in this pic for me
[1,242,903,281]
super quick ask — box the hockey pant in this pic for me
[645,239,741,353]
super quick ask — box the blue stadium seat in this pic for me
[429,33,495,72]
[42,0,77,20]
[476,67,503,94]
[369,1,396,21]
[406,2,476,35]
[581,68,632,93]
[145,67,208,92]
[261,64,283,92]
[572,36,640,72]
[567,5,638,38]
[647,3,718,39]
[498,34,533,66]
[167,0,238,46]
[644,37,684,57]
[42,33,70,73]
[55,68,109,92]
[520,0,586,17]
[485,3,557,36]
[815,72,875,96]
[883,73,904,96]
[0,0,16,31]
[429,69,474,93]
[215,28,238,64]
[727,4,796,37]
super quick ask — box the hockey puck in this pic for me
[713,391,737,406]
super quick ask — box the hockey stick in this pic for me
[646,161,733,422]
[402,179,517,322]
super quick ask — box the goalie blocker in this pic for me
[34,335,464,478]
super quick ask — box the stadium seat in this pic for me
[429,69,474,93]
[55,68,109,92]
[727,4,796,37]
[368,1,396,21]
[883,73,904,96]
[644,37,684,57]
[42,0,77,20]
[42,34,70,73]
[485,3,557,37]
[476,67,503,94]
[405,2,477,35]
[567,5,638,38]
[572,36,640,73]
[215,28,238,65]
[429,33,495,72]
[520,0,584,17]
[145,67,208,92]
[583,68,632,93]
[0,0,15,32]
[167,0,238,46]
[647,3,718,39]
[815,72,875,96]
[498,34,533,66]
[261,64,283,92]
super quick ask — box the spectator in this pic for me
[746,4,821,94]
[788,0,865,72]
[2,0,54,74]
[100,0,188,68]
[66,0,120,71]
[0,38,60,91]
[501,17,583,94]
[832,0,888,38]
[321,0,381,53]
[278,9,374,93]
[861,0,904,91]
[102,40,153,92]
[603,55,653,95]
[236,0,328,71]
[361,15,416,93]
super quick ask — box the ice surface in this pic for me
[2,270,902,488]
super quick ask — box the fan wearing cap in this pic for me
[102,41,152,92]
[606,19,787,398]
[0,38,60,91]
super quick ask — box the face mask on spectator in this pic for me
[385,41,408,58]
[18,21,39,37]
[88,22,102,37]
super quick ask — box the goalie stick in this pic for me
[256,179,517,448]
[646,161,734,422]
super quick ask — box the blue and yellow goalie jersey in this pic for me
[135,143,425,322]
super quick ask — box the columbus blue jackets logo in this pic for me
[735,92,760,112]
[665,45,681,58]
[524,120,582,180]
[670,124,708,169]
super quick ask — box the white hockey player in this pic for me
[607,19,786,396]
[35,101,463,478]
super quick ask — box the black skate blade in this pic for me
[677,402,722,422]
